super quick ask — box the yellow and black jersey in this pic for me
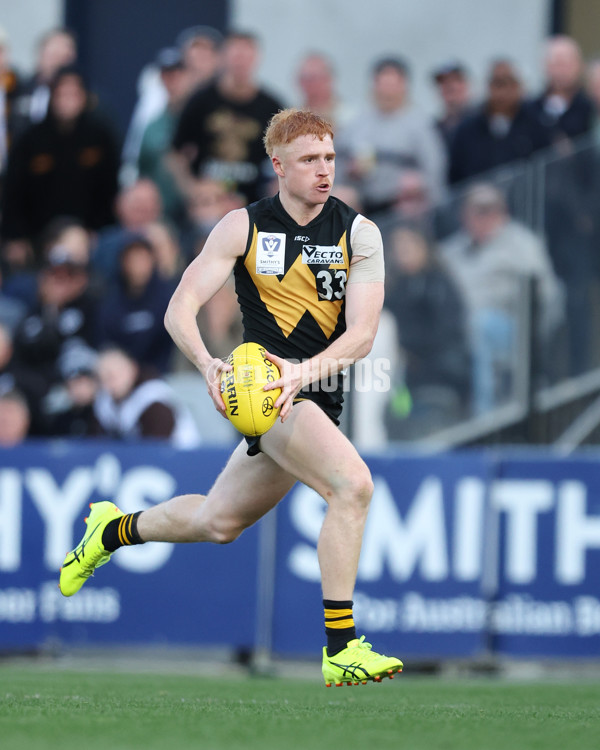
[234,193,359,422]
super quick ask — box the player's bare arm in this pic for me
[266,252,384,421]
[164,208,248,412]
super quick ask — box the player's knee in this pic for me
[215,526,243,544]
[331,465,373,512]
[210,523,243,545]
[350,469,374,510]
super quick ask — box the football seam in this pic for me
[246,342,258,437]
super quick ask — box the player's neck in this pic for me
[278,190,327,226]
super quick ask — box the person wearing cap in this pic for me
[431,60,472,152]
[137,48,190,225]
[11,241,97,394]
[170,31,284,205]
[440,182,563,414]
[336,55,446,217]
[175,25,223,95]
[1,65,120,268]
[449,59,549,185]
[46,338,101,437]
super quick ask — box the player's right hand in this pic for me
[203,357,233,417]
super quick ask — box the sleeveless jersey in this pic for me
[234,194,359,420]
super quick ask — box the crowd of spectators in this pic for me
[0,21,599,446]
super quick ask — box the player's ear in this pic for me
[272,155,285,178]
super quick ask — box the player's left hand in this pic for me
[263,351,304,423]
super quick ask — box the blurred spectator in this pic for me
[449,60,549,185]
[39,216,93,267]
[176,25,223,96]
[528,36,593,145]
[584,59,600,278]
[2,66,120,269]
[296,52,353,128]
[0,321,47,434]
[137,48,190,225]
[586,58,600,141]
[176,178,245,361]
[2,216,98,312]
[180,176,246,259]
[94,347,200,447]
[431,60,473,153]
[170,31,284,204]
[46,338,100,437]
[92,178,163,281]
[0,26,23,172]
[143,221,183,281]
[330,183,363,213]
[0,262,26,333]
[337,56,446,216]
[122,27,222,179]
[382,168,439,238]
[532,38,595,374]
[440,184,563,414]
[0,389,30,446]
[12,244,97,393]
[384,227,470,437]
[95,234,176,372]
[12,28,77,132]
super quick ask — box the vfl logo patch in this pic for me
[302,244,344,265]
[262,235,280,257]
[256,231,286,275]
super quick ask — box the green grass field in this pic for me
[1,666,599,750]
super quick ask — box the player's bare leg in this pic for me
[260,400,372,600]
[59,442,295,596]
[136,440,297,543]
[260,400,402,683]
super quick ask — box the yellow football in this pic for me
[220,342,282,436]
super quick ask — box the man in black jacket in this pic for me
[528,36,593,143]
[450,60,549,185]
[529,37,595,374]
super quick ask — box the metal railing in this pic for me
[350,134,600,449]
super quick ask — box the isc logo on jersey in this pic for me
[302,244,344,265]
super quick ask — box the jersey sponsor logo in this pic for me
[302,244,344,265]
[256,232,286,275]
[294,235,310,242]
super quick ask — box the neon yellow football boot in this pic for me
[322,636,403,686]
[59,501,123,597]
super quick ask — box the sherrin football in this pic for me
[220,342,282,436]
